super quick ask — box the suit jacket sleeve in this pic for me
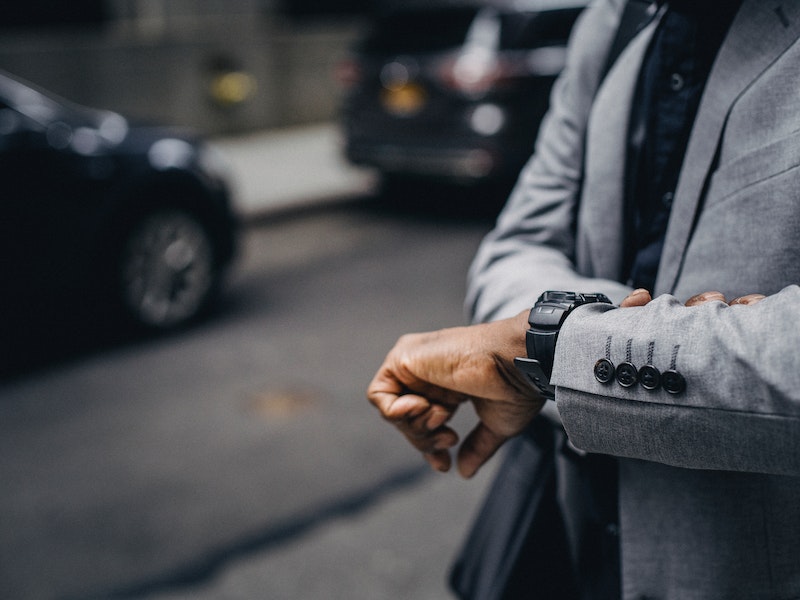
[465,0,632,324]
[553,288,800,476]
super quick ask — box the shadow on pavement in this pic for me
[1,180,509,381]
[65,464,431,600]
[0,303,219,383]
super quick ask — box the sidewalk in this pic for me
[210,122,378,221]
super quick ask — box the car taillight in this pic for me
[334,58,363,88]
[437,50,514,96]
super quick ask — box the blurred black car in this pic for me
[0,70,237,338]
[336,0,588,185]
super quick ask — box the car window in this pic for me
[359,7,480,54]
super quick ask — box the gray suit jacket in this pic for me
[466,1,800,597]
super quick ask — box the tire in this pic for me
[117,208,217,330]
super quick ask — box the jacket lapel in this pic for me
[656,0,800,295]
[579,14,660,280]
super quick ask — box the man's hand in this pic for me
[621,288,767,308]
[367,311,545,478]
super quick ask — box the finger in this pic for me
[456,422,508,479]
[388,396,459,454]
[685,291,726,306]
[393,416,459,457]
[399,395,457,435]
[369,389,430,423]
[369,372,463,456]
[368,389,435,442]
[366,369,404,414]
[420,402,457,432]
[423,449,452,473]
[393,429,459,459]
[620,288,651,308]
[729,294,766,306]
[403,418,460,448]
[368,365,470,412]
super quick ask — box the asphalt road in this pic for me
[0,198,504,600]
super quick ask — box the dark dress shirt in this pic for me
[625,0,741,291]
[583,3,742,599]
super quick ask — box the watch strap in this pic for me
[526,328,558,380]
[514,356,556,400]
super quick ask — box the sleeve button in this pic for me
[594,358,615,384]
[616,362,638,388]
[662,370,686,395]
[638,364,661,391]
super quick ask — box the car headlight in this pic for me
[148,138,196,171]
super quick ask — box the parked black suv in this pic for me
[337,0,588,186]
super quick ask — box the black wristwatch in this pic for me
[514,291,613,399]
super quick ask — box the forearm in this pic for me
[552,287,800,475]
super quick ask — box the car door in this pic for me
[0,102,100,312]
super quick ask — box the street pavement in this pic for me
[12,123,499,600]
[1,209,499,600]
[179,125,502,599]
[210,123,379,221]
[0,123,499,600]
[134,458,497,600]
[198,124,499,600]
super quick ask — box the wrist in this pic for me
[482,311,541,400]
[499,310,534,372]
[515,291,613,399]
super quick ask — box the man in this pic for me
[368,0,800,598]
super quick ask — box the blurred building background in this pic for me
[0,0,375,135]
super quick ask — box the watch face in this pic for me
[539,290,578,304]
[530,303,568,329]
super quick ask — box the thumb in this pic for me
[456,422,508,479]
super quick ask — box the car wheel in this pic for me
[118,208,217,329]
